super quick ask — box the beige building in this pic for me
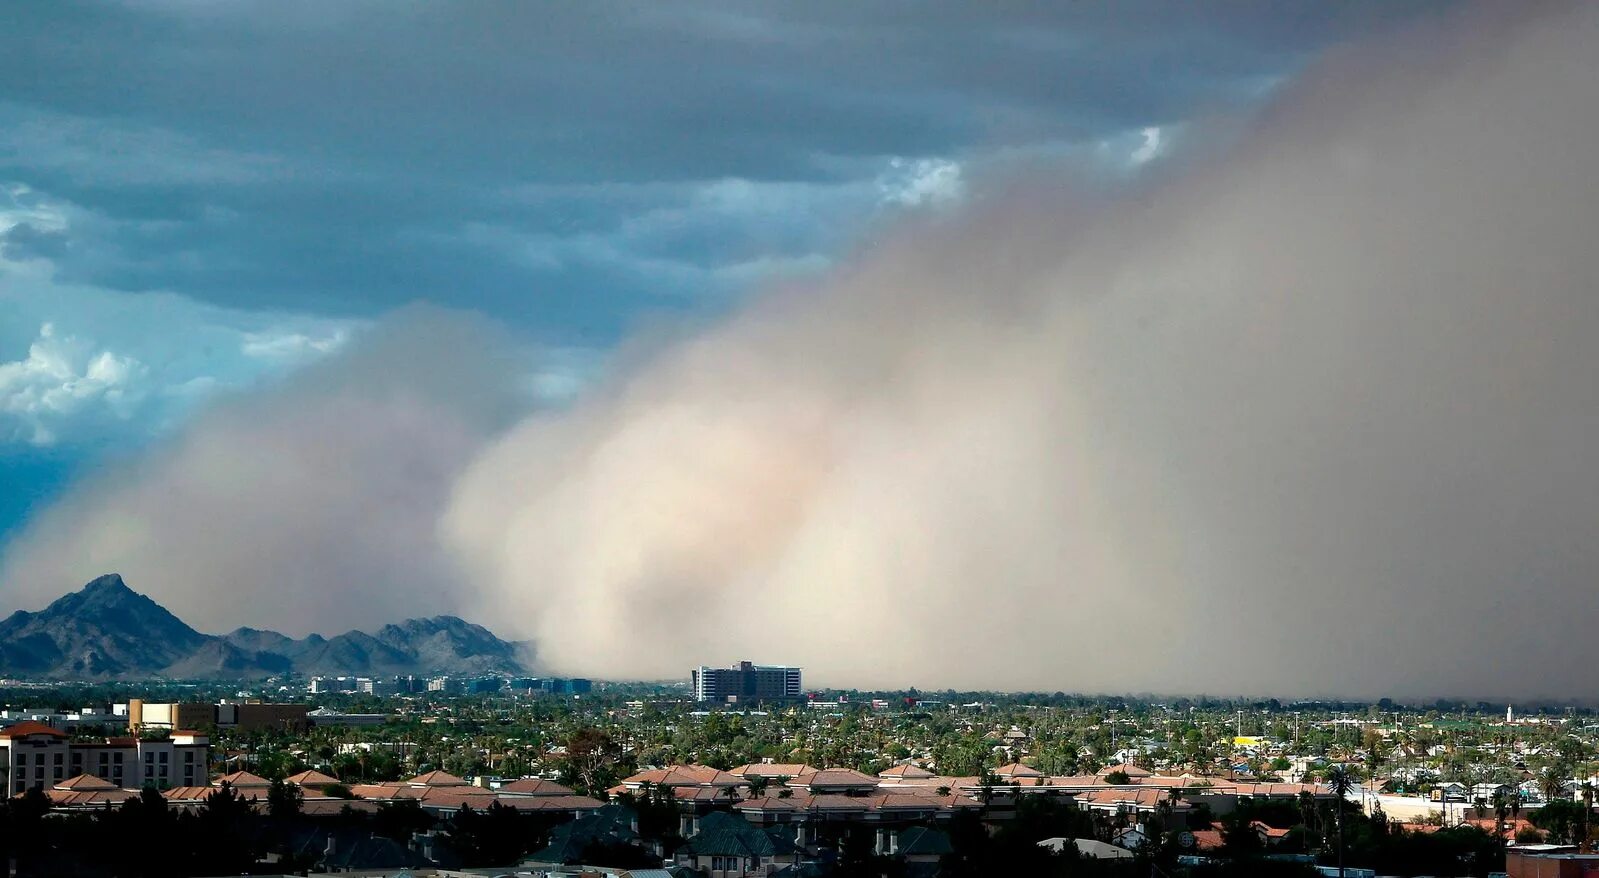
[0,721,209,795]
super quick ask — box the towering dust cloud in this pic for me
[442,3,1599,696]
[5,3,1599,697]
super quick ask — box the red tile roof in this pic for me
[215,771,271,789]
[0,721,67,739]
[285,769,341,788]
[730,763,815,779]
[497,777,575,796]
[878,764,936,779]
[789,768,879,788]
[405,770,469,787]
[54,774,117,791]
[621,765,746,788]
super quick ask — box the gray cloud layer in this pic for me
[4,3,1595,698]
[0,1,1445,340]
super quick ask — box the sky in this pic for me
[12,1,1599,697]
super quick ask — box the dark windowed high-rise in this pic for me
[692,661,802,703]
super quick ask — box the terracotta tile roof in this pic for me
[215,771,272,789]
[878,764,936,779]
[992,763,1044,778]
[1152,774,1234,791]
[405,769,469,787]
[1231,782,1331,797]
[789,768,879,788]
[1029,775,1107,788]
[54,774,118,791]
[497,777,575,796]
[486,794,604,812]
[346,783,410,800]
[734,792,980,814]
[43,789,139,808]
[875,773,971,788]
[673,786,741,801]
[1251,820,1291,838]
[734,794,809,812]
[300,799,379,816]
[164,786,220,801]
[621,764,746,788]
[1077,788,1173,808]
[0,721,67,739]
[285,769,341,788]
[730,763,815,779]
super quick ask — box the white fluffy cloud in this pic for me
[0,323,146,445]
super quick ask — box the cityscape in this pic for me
[4,1,1599,877]
[2,578,1598,876]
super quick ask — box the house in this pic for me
[878,765,936,781]
[613,765,748,798]
[730,763,816,783]
[285,768,342,792]
[785,768,880,796]
[1471,782,1511,804]
[526,803,644,866]
[675,810,802,877]
[215,770,273,792]
[496,777,577,796]
[1251,820,1292,846]
[990,763,1044,782]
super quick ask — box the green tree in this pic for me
[267,777,303,820]
[1324,764,1356,878]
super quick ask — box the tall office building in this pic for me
[692,661,802,703]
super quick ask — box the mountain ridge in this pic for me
[0,574,532,680]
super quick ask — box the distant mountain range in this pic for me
[0,574,532,680]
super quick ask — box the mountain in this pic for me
[0,574,531,680]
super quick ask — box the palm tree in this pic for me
[1299,790,1320,841]
[1324,764,1357,878]
[1542,765,1567,803]
[1582,782,1595,852]
[1493,789,1509,841]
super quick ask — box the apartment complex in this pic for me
[692,661,802,703]
[0,721,209,795]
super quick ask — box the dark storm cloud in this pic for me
[0,1,1451,339]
